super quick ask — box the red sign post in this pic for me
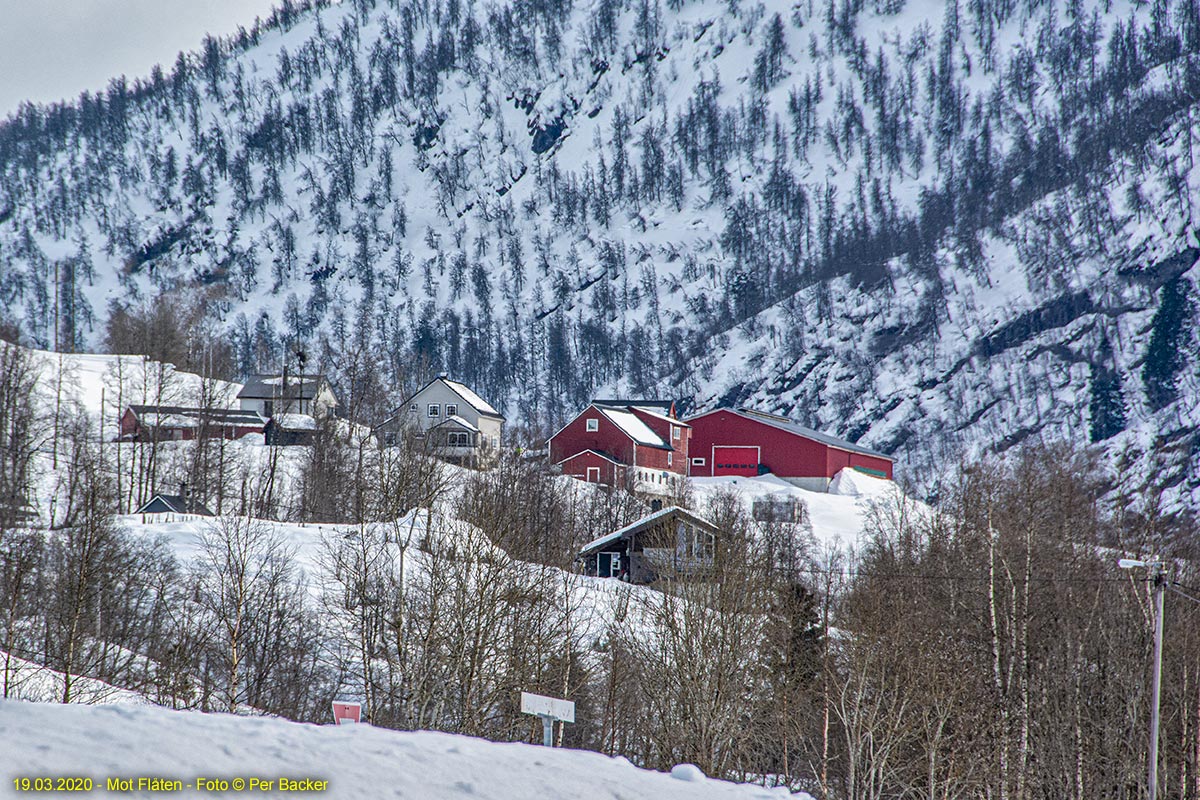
[331,700,362,725]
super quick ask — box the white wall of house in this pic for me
[239,381,337,418]
[404,380,502,449]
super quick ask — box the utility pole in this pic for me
[1119,557,1167,800]
[1148,564,1166,800]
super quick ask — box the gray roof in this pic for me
[579,506,718,556]
[135,494,214,516]
[690,407,891,460]
[129,405,266,427]
[237,374,330,401]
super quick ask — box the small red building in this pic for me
[119,405,266,442]
[685,407,892,490]
[549,401,690,493]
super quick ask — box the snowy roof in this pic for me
[269,413,318,431]
[593,398,675,415]
[689,408,891,461]
[237,374,329,401]
[625,406,691,428]
[399,377,504,420]
[431,414,479,433]
[579,506,718,555]
[129,404,265,428]
[442,379,503,418]
[596,406,667,448]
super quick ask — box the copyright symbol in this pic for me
[232,778,245,790]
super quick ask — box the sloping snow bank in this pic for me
[0,700,806,799]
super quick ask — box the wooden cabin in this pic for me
[578,506,719,584]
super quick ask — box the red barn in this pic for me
[685,407,892,490]
[549,401,690,493]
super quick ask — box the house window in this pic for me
[409,404,418,413]
[586,418,598,431]
[667,452,673,466]
[447,431,471,447]
[445,403,458,417]
[428,404,440,418]
[692,457,705,466]
[672,426,680,440]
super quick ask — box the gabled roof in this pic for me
[623,405,691,428]
[399,377,505,420]
[431,414,479,433]
[128,405,265,428]
[135,494,215,516]
[579,506,718,555]
[596,406,669,449]
[593,398,676,417]
[556,448,623,465]
[687,407,892,461]
[237,374,330,401]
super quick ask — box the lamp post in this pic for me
[1119,558,1167,800]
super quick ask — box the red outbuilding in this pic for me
[119,405,266,442]
[549,401,690,493]
[685,407,892,490]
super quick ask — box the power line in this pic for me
[788,566,1135,585]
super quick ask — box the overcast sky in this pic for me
[0,0,280,117]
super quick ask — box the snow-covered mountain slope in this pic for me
[1,0,1198,508]
[0,700,809,799]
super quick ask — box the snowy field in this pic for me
[0,700,810,799]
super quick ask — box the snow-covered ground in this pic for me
[692,468,922,551]
[0,700,809,799]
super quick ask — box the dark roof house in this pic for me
[578,506,719,584]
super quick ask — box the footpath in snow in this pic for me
[0,700,807,799]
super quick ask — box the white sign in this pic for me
[520,691,575,722]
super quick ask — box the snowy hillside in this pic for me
[0,700,809,799]
[1,0,1198,507]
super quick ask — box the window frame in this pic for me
[586,418,599,432]
[427,404,440,418]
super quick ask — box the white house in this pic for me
[376,376,504,463]
[237,374,338,418]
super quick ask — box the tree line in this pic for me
[2,338,1198,796]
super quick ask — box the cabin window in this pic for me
[681,525,715,561]
[428,404,440,418]
[586,418,599,431]
[598,552,622,578]
[445,403,458,417]
[692,457,705,466]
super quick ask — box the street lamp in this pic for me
[1119,557,1167,800]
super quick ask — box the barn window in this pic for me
[428,404,440,418]
[586,418,598,431]
[445,403,458,417]
[672,426,680,440]
[692,457,705,466]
